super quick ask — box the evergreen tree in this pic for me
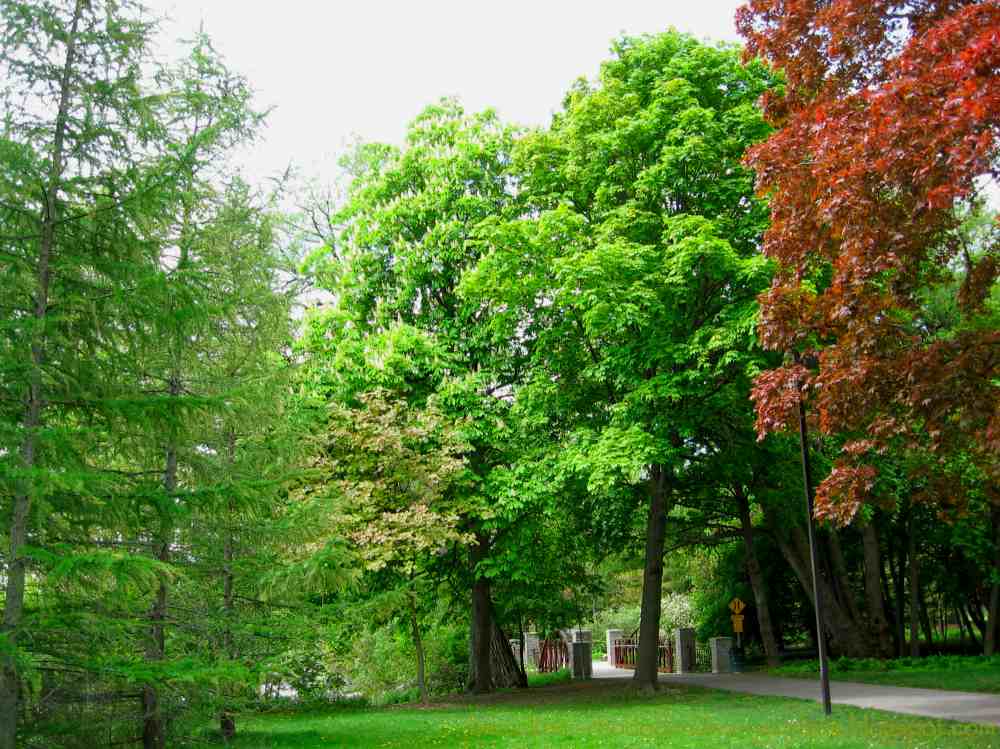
[0,2,166,744]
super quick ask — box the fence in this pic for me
[610,637,712,673]
[536,638,570,672]
[694,640,712,672]
[610,638,674,672]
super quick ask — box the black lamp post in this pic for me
[795,352,832,715]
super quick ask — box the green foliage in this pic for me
[461,31,780,674]
[336,621,468,703]
[0,3,312,744]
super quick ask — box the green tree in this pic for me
[312,390,471,703]
[0,2,168,744]
[463,32,777,689]
[302,101,536,693]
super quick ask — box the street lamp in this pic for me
[795,352,832,716]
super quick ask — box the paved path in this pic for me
[590,661,1000,728]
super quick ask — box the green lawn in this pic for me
[220,680,998,748]
[773,655,1000,694]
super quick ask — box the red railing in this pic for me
[611,638,674,673]
[537,638,570,672]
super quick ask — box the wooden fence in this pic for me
[610,638,674,673]
[536,638,570,672]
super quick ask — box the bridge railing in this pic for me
[536,638,570,673]
[610,638,674,672]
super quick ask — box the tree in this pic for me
[159,177,302,741]
[115,36,267,747]
[311,390,471,704]
[738,0,1000,525]
[0,2,167,744]
[0,6,303,741]
[464,32,777,689]
[302,101,531,694]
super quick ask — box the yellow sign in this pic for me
[731,614,745,634]
[729,597,746,614]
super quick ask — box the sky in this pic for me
[158,1,746,186]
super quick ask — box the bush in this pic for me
[589,594,695,650]
[339,620,468,703]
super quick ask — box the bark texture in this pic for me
[634,466,667,690]
[468,532,493,694]
[736,488,780,666]
[766,507,877,658]
[861,522,894,658]
[489,621,527,689]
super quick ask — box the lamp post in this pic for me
[795,353,832,715]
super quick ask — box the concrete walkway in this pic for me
[590,661,1000,728]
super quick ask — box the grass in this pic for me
[218,678,998,748]
[773,654,1000,693]
[526,668,571,688]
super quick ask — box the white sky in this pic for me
[158,1,745,186]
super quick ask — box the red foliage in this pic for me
[815,464,877,526]
[739,1,1000,520]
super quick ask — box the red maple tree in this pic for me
[737,1,1000,523]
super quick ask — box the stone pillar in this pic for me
[605,629,623,663]
[710,637,733,674]
[524,632,540,668]
[572,641,593,679]
[675,628,697,674]
[568,630,591,677]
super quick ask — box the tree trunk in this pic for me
[0,6,83,748]
[827,529,864,627]
[220,715,236,742]
[634,466,667,691]
[958,604,981,651]
[408,591,428,705]
[956,606,967,651]
[791,527,875,656]
[144,432,175,749]
[861,522,894,658]
[517,614,525,672]
[985,505,1000,656]
[890,529,906,657]
[967,598,988,643]
[908,521,920,658]
[468,532,493,694]
[880,549,899,655]
[489,621,527,689]
[918,580,934,653]
[142,546,169,749]
[766,508,875,658]
[220,433,236,739]
[735,488,779,667]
